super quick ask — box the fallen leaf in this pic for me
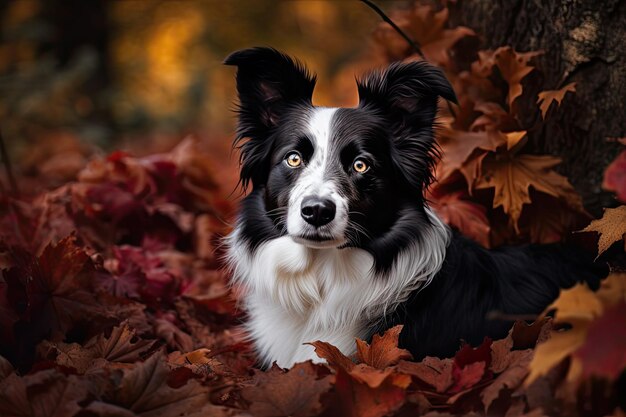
[336,370,409,417]
[374,4,475,66]
[493,47,542,108]
[98,353,209,417]
[89,321,156,362]
[355,325,412,369]
[536,82,576,119]
[397,357,454,393]
[580,206,626,257]
[437,129,506,185]
[154,317,195,352]
[242,361,334,417]
[0,370,88,417]
[504,131,527,151]
[572,301,626,381]
[481,349,533,410]
[450,338,492,393]
[2,235,107,364]
[40,322,156,374]
[471,102,520,132]
[308,340,355,372]
[450,361,486,393]
[476,153,583,232]
[309,339,410,417]
[526,284,603,385]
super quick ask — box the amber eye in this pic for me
[285,151,302,168]
[353,159,369,173]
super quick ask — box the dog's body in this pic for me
[224,48,606,368]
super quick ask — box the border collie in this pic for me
[224,47,606,368]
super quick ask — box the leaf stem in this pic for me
[358,0,424,59]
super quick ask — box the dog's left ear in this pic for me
[357,61,456,195]
[224,47,316,190]
[224,47,316,136]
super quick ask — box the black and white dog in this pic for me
[224,47,606,368]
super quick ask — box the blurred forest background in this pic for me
[2,0,624,211]
[0,0,394,193]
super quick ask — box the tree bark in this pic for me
[448,0,626,215]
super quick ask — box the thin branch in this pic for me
[359,0,424,59]
[0,128,19,197]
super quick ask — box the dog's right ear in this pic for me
[224,47,316,137]
[224,47,316,190]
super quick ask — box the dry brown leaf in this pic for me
[309,338,410,417]
[536,82,576,119]
[355,325,412,369]
[86,321,156,363]
[476,153,583,232]
[0,370,88,417]
[242,361,334,417]
[437,129,507,185]
[471,102,520,132]
[332,369,410,417]
[493,47,542,108]
[505,131,527,151]
[101,353,209,417]
[526,283,606,385]
[375,4,474,66]
[572,302,626,381]
[481,349,533,410]
[308,340,356,372]
[40,321,156,373]
[580,206,626,257]
[154,317,195,352]
[398,357,454,393]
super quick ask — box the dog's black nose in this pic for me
[301,197,336,227]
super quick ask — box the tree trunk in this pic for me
[447,0,626,215]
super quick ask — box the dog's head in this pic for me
[225,47,455,253]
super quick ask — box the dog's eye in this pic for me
[285,151,302,168]
[353,159,369,174]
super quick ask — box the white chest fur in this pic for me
[226,210,450,368]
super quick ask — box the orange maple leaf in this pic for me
[493,47,542,109]
[527,274,626,386]
[537,82,576,118]
[375,4,474,66]
[475,153,583,232]
[580,206,626,257]
[355,325,412,369]
[437,129,507,186]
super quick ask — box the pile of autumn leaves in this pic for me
[1,3,626,417]
[373,3,618,248]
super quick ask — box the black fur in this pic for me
[226,47,608,360]
[224,47,316,190]
[372,233,607,359]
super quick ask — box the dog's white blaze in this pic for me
[286,107,349,244]
[226,208,451,368]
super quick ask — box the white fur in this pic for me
[226,209,450,368]
[286,108,349,247]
